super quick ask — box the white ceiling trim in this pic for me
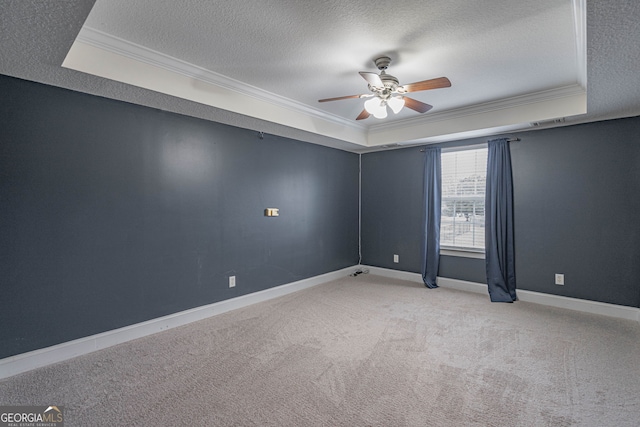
[572,0,588,88]
[75,26,364,132]
[369,85,586,133]
[402,124,535,147]
[367,85,586,146]
[63,37,368,146]
[65,10,588,149]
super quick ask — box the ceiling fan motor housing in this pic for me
[371,57,400,97]
[374,56,392,71]
[380,74,399,90]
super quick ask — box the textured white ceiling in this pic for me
[2,1,640,151]
[81,0,579,122]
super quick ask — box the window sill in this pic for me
[440,248,485,259]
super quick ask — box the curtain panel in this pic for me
[485,138,517,302]
[422,147,441,288]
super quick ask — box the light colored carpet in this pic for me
[1,274,639,426]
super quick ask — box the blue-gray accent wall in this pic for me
[0,75,359,359]
[362,119,640,308]
[2,72,640,360]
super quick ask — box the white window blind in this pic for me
[441,147,487,251]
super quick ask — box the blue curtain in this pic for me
[422,147,441,288]
[485,138,517,302]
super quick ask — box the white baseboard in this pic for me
[3,265,637,379]
[361,265,640,323]
[516,289,640,322]
[0,266,357,380]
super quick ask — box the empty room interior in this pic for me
[1,1,640,425]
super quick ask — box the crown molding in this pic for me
[368,84,586,134]
[572,0,587,89]
[70,25,587,149]
[365,83,586,146]
[76,26,365,133]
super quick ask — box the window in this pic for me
[440,146,487,251]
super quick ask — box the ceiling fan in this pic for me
[318,56,451,120]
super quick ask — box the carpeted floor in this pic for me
[1,274,639,426]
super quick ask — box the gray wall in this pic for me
[0,75,359,358]
[3,72,639,360]
[362,118,640,308]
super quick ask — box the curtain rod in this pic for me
[419,138,520,152]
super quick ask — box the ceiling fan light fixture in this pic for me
[364,97,381,113]
[388,96,405,114]
[364,97,387,118]
[318,57,449,121]
[373,106,388,119]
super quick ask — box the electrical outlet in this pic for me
[555,273,564,286]
[393,254,399,263]
[229,276,236,288]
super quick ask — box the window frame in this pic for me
[440,144,487,258]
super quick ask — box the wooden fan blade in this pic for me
[318,94,364,103]
[356,109,371,120]
[404,97,433,113]
[401,77,451,93]
[359,71,383,88]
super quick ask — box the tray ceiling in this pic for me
[62,0,587,149]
